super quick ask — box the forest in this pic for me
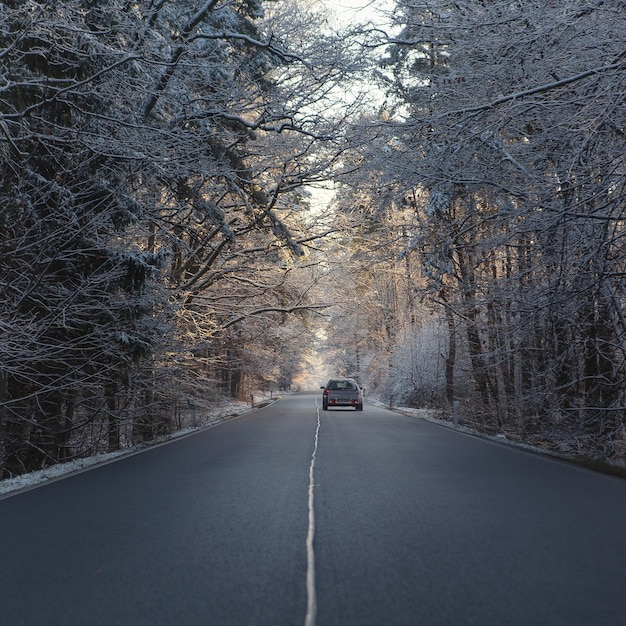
[1,0,625,477]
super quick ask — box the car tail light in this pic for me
[324,389,330,396]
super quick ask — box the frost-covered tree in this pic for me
[0,2,168,475]
[136,0,355,397]
[317,145,434,402]
[358,0,626,455]
[0,0,358,475]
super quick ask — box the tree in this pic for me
[0,0,359,475]
[0,2,170,475]
[337,0,626,457]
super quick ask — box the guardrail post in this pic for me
[453,400,460,428]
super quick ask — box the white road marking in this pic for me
[305,404,321,626]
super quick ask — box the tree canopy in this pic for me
[1,0,625,475]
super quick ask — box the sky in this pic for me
[320,0,393,28]
[306,0,395,211]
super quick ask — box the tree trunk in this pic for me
[106,383,120,453]
[444,306,456,405]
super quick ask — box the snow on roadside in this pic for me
[0,448,134,497]
[0,395,273,498]
[370,398,579,461]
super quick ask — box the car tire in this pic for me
[356,403,363,411]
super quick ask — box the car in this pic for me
[320,378,364,411]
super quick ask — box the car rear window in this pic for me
[330,380,355,390]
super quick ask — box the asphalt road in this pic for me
[1,393,626,625]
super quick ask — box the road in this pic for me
[1,393,626,625]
